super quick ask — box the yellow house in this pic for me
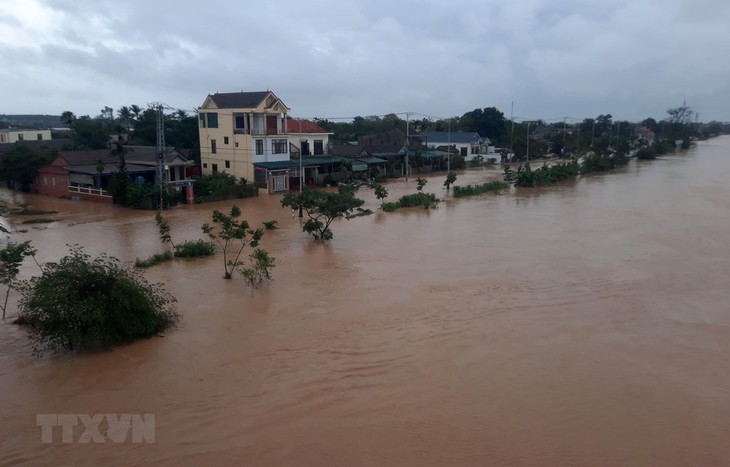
[0,129,52,143]
[198,91,292,190]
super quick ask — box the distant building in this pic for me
[418,131,493,160]
[288,119,332,157]
[0,129,51,144]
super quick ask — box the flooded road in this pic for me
[2,137,730,466]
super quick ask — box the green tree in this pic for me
[281,186,365,240]
[0,146,52,191]
[444,171,457,191]
[155,212,175,250]
[241,249,276,288]
[374,184,389,206]
[201,205,266,280]
[18,246,178,353]
[1,241,37,319]
[416,178,427,191]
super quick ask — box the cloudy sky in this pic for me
[1,0,728,123]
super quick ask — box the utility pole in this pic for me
[404,112,411,180]
[616,121,621,149]
[510,100,515,152]
[447,117,451,172]
[526,122,531,163]
[298,118,303,217]
[155,104,166,210]
[562,116,567,146]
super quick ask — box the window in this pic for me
[224,136,229,145]
[207,112,218,128]
[212,163,218,173]
[272,139,287,154]
[43,176,47,185]
[18,134,24,141]
[199,114,206,128]
[203,163,208,168]
[51,177,56,186]
[37,133,43,141]
[235,142,239,148]
[211,139,217,154]
[225,160,231,168]
[235,115,245,129]
[314,140,324,155]
[255,139,264,155]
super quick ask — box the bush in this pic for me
[453,181,509,197]
[173,239,216,258]
[397,192,438,209]
[134,251,173,268]
[18,247,178,353]
[194,172,258,202]
[382,202,400,212]
[513,161,581,187]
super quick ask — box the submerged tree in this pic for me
[374,184,389,207]
[18,246,178,353]
[202,206,270,280]
[416,178,427,192]
[444,171,457,191]
[281,186,365,241]
[1,241,37,319]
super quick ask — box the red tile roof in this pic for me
[288,118,329,134]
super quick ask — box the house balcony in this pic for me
[235,128,287,135]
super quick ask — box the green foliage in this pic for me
[281,186,365,241]
[18,246,178,353]
[513,161,581,187]
[444,171,457,191]
[397,192,438,209]
[451,154,466,169]
[374,184,389,206]
[173,240,216,258]
[346,207,374,219]
[416,178,427,192]
[382,202,400,212]
[453,181,509,197]
[202,205,267,280]
[134,251,173,268]
[322,174,337,186]
[263,220,278,230]
[581,152,629,174]
[241,249,276,288]
[0,146,53,191]
[155,212,174,249]
[194,172,258,202]
[503,165,516,182]
[1,241,37,319]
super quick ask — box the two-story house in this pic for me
[0,129,52,143]
[198,91,291,186]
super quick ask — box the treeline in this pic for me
[60,105,200,160]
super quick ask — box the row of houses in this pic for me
[197,90,496,193]
[13,89,496,203]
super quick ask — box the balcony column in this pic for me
[283,113,288,134]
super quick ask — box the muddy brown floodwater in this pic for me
[2,137,730,466]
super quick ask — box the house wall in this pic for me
[0,129,52,143]
[199,108,289,182]
[35,172,70,198]
[289,133,330,156]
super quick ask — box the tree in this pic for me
[17,246,178,353]
[416,178,427,192]
[241,249,276,288]
[0,146,52,191]
[70,116,109,149]
[281,186,365,240]
[201,206,267,280]
[118,106,133,132]
[60,111,76,127]
[155,212,175,250]
[1,241,37,319]
[444,171,457,191]
[374,184,389,206]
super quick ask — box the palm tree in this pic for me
[118,106,133,132]
[60,111,76,127]
[130,104,142,122]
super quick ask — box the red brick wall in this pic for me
[35,173,70,198]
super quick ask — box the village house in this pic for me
[418,131,494,161]
[197,91,292,192]
[34,146,193,202]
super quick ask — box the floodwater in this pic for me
[2,137,730,466]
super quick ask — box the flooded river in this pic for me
[2,137,730,466]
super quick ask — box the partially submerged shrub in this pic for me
[18,246,178,353]
[134,251,173,268]
[174,239,216,258]
[453,181,509,197]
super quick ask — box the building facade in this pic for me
[0,129,52,143]
[197,91,291,183]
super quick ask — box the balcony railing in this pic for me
[235,128,287,135]
[69,186,111,197]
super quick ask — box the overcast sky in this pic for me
[2,0,728,123]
